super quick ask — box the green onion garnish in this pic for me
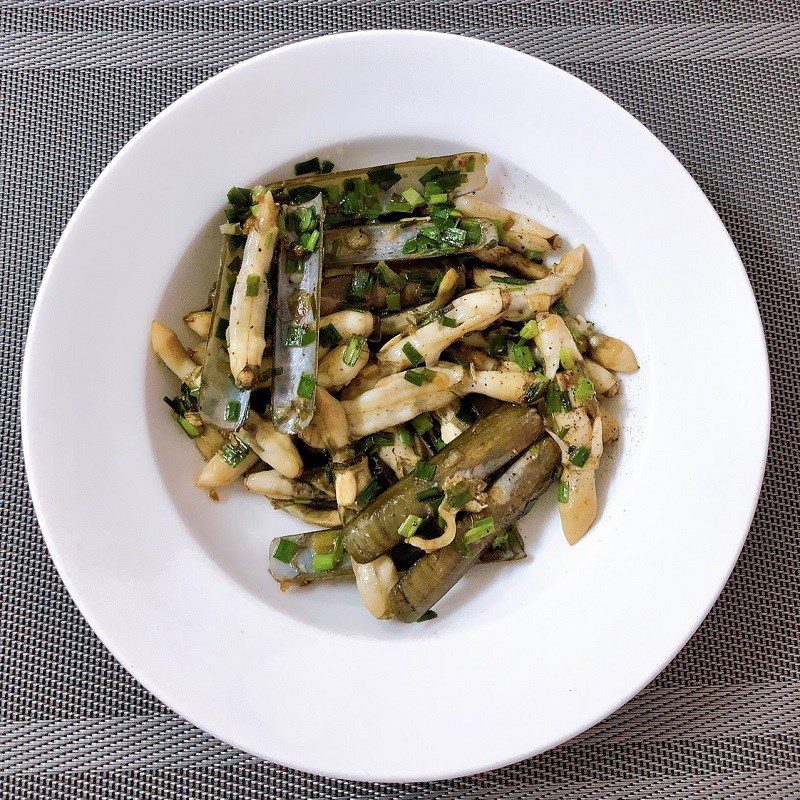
[463,516,495,544]
[575,377,596,401]
[402,341,424,366]
[416,486,445,503]
[297,373,316,400]
[224,400,241,422]
[559,347,576,370]
[398,426,413,446]
[453,537,472,559]
[374,260,404,290]
[227,186,253,206]
[294,156,321,175]
[441,226,467,248]
[398,514,424,538]
[386,292,402,312]
[342,335,366,366]
[366,164,402,190]
[348,269,373,300]
[219,439,249,468]
[546,381,567,414]
[245,275,261,297]
[552,298,569,316]
[385,200,413,214]
[439,316,458,328]
[519,320,540,339]
[569,446,591,467]
[404,368,433,386]
[446,481,473,510]
[491,531,509,549]
[300,328,317,347]
[413,461,436,481]
[487,330,509,357]
[273,538,299,564]
[491,275,531,286]
[320,159,335,173]
[558,481,570,503]
[465,155,476,172]
[508,342,535,372]
[302,229,320,252]
[356,477,382,507]
[319,323,342,349]
[427,193,448,205]
[311,553,336,572]
[411,413,433,434]
[177,416,200,438]
[284,324,305,348]
[525,249,544,262]
[401,187,426,208]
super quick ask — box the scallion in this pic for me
[519,319,540,340]
[401,187,426,208]
[559,347,576,370]
[402,341,424,366]
[273,538,299,564]
[356,477,382,507]
[398,514,424,538]
[575,376,596,402]
[366,164,402,190]
[439,315,458,328]
[404,368,433,386]
[297,373,316,400]
[417,486,445,503]
[177,416,200,438]
[508,342,535,372]
[569,446,591,467]
[224,400,241,422]
[463,516,495,544]
[320,159,335,173]
[319,323,342,349]
[413,461,436,481]
[398,426,413,446]
[491,275,532,286]
[411,413,433,434]
[311,553,336,572]
[245,275,261,297]
[552,298,569,316]
[294,156,321,175]
[342,335,366,366]
[558,481,570,503]
[386,292,402,311]
[446,481,473,510]
[374,260,404,290]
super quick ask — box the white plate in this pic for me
[22,32,769,781]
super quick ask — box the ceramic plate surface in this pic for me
[22,31,769,781]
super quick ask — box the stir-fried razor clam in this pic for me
[378,286,507,370]
[272,194,325,433]
[386,436,561,621]
[341,364,464,438]
[380,267,461,336]
[344,404,544,563]
[158,152,638,620]
[228,190,278,390]
[236,410,303,479]
[269,152,488,224]
[151,322,201,388]
[198,234,250,430]
[183,310,212,339]
[324,218,497,265]
[454,195,562,253]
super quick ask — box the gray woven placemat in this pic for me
[2,2,799,798]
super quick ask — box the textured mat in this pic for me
[2,2,799,798]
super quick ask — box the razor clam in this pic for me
[386,436,561,622]
[198,235,250,430]
[272,194,325,434]
[267,152,488,224]
[324,218,497,265]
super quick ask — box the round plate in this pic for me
[22,32,769,781]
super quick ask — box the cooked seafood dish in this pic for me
[151,152,638,622]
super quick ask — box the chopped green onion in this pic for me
[413,461,436,481]
[491,531,509,549]
[342,335,366,366]
[386,292,402,311]
[402,187,426,207]
[302,229,320,252]
[453,537,472,559]
[434,437,446,451]
[312,553,336,572]
[552,298,569,316]
[294,156,321,175]
[177,416,200,438]
[356,477,382,507]
[398,426,413,446]
[519,320,540,339]
[575,377,596,401]
[558,481,570,503]
[245,275,261,297]
[319,323,342,349]
[385,200,413,214]
[367,164,402,190]
[546,381,567,414]
[559,347,576,370]
[300,328,317,347]
[441,225,467,248]
[417,486,445,503]
[464,516,495,544]
[227,186,252,206]
[297,373,316,400]
[446,481,473,510]
[487,330,509,357]
[398,514,424,538]
[525,249,544,262]
[367,431,395,450]
[224,400,241,422]
[298,206,315,232]
[219,439,249,468]
[508,342,535,372]
[569,446,591,467]
[320,159,335,173]
[427,193,448,205]
[417,609,438,622]
[273,538,299,564]
[284,257,304,275]
[465,155,476,172]
[404,368,433,386]
[284,324,305,348]
[348,269,373,300]
[439,316,458,328]
[374,260,404,290]
[402,341,424,366]
[411,413,433,434]
[491,275,531,286]
[436,170,464,191]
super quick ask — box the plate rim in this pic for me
[21,30,771,781]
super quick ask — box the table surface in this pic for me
[2,2,799,798]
